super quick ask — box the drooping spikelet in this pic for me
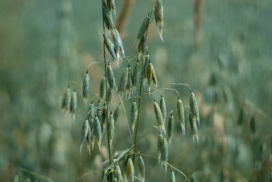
[88,101,95,121]
[167,111,174,145]
[70,89,77,122]
[100,76,106,99]
[113,30,121,62]
[138,35,146,58]
[126,65,133,98]
[118,65,129,98]
[161,137,168,172]
[190,92,200,127]
[116,164,123,182]
[96,101,103,121]
[157,134,164,163]
[86,121,92,156]
[143,48,149,86]
[108,111,115,150]
[104,34,117,62]
[80,120,89,154]
[132,59,140,94]
[154,0,164,42]
[154,100,166,136]
[101,103,107,134]
[127,158,134,182]
[102,6,115,34]
[93,116,102,151]
[123,156,129,181]
[107,63,115,92]
[147,61,153,91]
[83,70,89,107]
[106,87,112,103]
[138,153,146,182]
[114,102,121,125]
[90,119,95,150]
[151,63,157,87]
[113,29,125,57]
[189,112,198,143]
[170,169,176,182]
[134,16,150,48]
[160,95,166,124]
[177,97,185,135]
[131,100,138,134]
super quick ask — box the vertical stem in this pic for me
[102,4,112,182]
[133,55,144,163]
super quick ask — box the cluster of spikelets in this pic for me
[60,0,196,181]
[61,85,77,122]
[153,92,200,172]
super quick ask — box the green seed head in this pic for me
[107,63,115,91]
[190,93,200,127]
[154,101,166,136]
[138,154,146,181]
[108,111,114,150]
[161,137,168,172]
[93,116,102,151]
[131,100,138,134]
[154,0,164,42]
[80,120,89,154]
[100,76,106,99]
[177,98,185,135]
[157,134,164,163]
[113,102,121,125]
[83,71,89,106]
[127,158,134,182]
[160,95,166,124]
[70,89,77,122]
[170,170,176,182]
[132,59,140,93]
[167,111,174,145]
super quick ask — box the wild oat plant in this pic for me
[61,1,199,181]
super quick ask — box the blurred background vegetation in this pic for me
[1,0,272,181]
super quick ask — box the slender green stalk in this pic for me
[102,4,112,182]
[133,56,145,163]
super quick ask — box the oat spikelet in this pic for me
[83,70,89,107]
[104,35,117,62]
[154,0,164,42]
[114,102,121,125]
[147,61,153,92]
[123,157,129,181]
[90,119,95,150]
[190,92,200,127]
[255,144,264,169]
[101,103,107,134]
[170,169,176,182]
[126,65,133,99]
[138,153,145,182]
[80,120,89,154]
[106,87,112,103]
[70,89,77,122]
[118,65,129,98]
[154,100,166,136]
[88,101,95,121]
[167,111,174,145]
[189,112,198,143]
[113,29,125,57]
[160,95,166,124]
[161,137,168,171]
[100,76,106,99]
[127,158,134,182]
[86,121,92,156]
[157,134,164,163]
[177,97,185,135]
[132,59,140,94]
[108,111,115,150]
[151,63,157,87]
[93,116,102,151]
[113,30,121,62]
[134,16,150,48]
[138,35,146,58]
[107,63,115,92]
[102,6,115,34]
[131,100,138,135]
[96,101,103,121]
[116,164,123,182]
[143,48,149,86]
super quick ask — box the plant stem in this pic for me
[132,55,145,163]
[102,5,112,182]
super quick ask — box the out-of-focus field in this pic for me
[1,0,272,181]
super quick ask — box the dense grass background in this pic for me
[1,0,272,181]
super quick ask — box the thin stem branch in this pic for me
[133,56,145,163]
[102,4,112,182]
[19,168,54,182]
